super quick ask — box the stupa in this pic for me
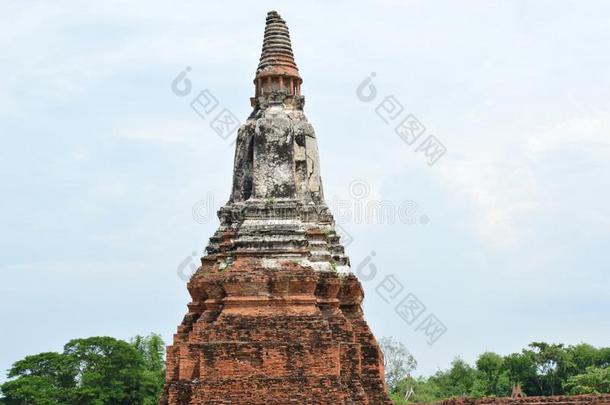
[162,10,393,405]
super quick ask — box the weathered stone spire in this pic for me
[254,10,302,98]
[234,11,322,204]
[161,11,393,405]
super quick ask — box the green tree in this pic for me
[564,366,610,394]
[503,351,537,395]
[447,357,477,397]
[65,336,155,404]
[131,333,166,404]
[0,352,76,404]
[524,342,567,395]
[597,347,610,368]
[473,352,510,396]
[563,343,599,376]
[426,357,477,399]
[391,376,445,404]
[380,337,417,392]
[0,334,166,405]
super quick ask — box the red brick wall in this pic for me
[161,258,393,405]
[426,394,610,405]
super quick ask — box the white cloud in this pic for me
[436,108,610,248]
[527,109,610,154]
[117,118,211,145]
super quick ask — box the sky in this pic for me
[1,0,609,379]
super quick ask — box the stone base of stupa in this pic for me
[161,257,392,405]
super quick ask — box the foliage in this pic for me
[428,357,478,399]
[380,337,418,392]
[131,333,166,404]
[564,366,610,394]
[0,334,165,405]
[0,352,76,404]
[524,342,568,395]
[391,376,445,404]
[384,339,609,405]
[503,351,537,393]
[474,352,506,395]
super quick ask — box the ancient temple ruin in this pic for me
[162,11,392,405]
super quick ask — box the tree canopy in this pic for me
[0,334,165,405]
[380,337,418,392]
[385,341,610,404]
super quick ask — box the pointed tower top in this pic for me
[253,11,302,99]
[256,11,300,80]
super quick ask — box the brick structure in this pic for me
[161,11,393,405]
[427,395,610,405]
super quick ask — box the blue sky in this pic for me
[1,0,609,378]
